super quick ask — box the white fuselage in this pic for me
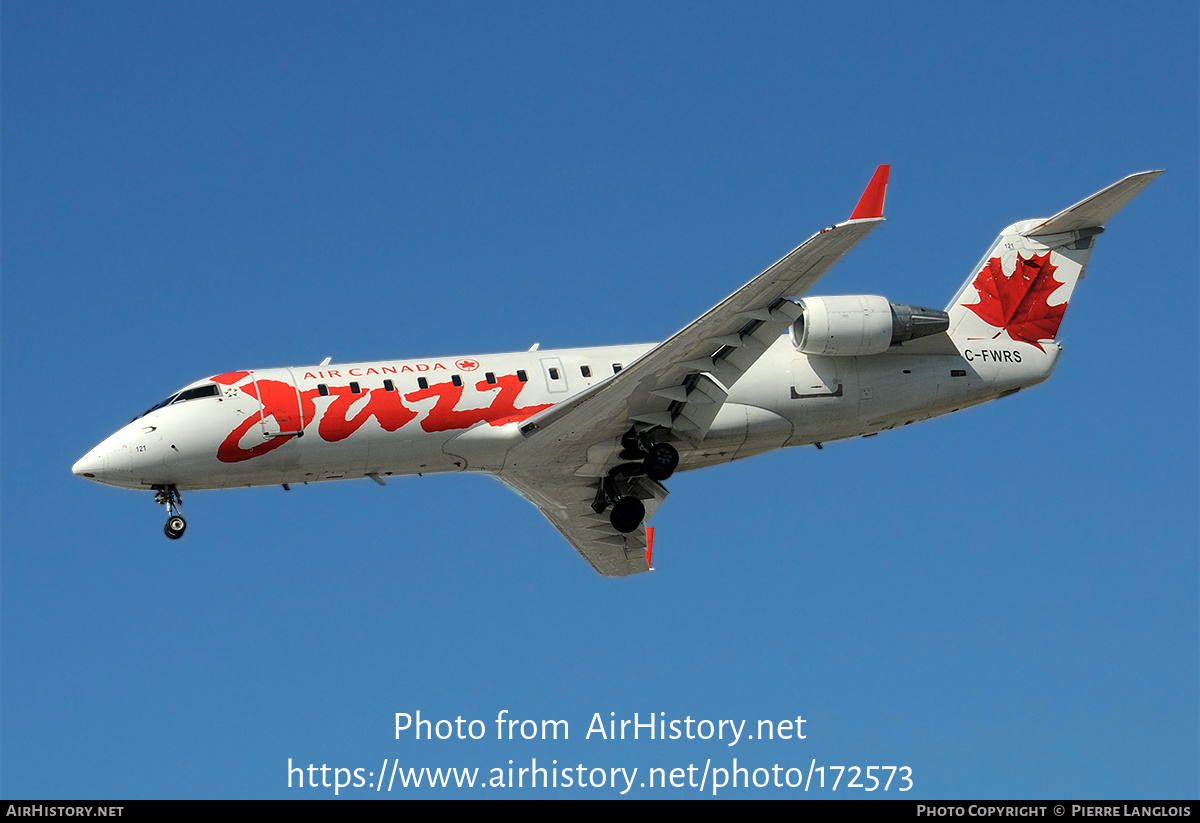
[72,334,1057,493]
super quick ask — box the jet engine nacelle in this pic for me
[790,295,950,357]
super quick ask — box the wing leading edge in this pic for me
[504,167,890,575]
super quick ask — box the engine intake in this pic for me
[790,295,950,357]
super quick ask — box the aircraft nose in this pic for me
[71,433,137,487]
[72,450,104,478]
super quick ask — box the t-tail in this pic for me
[945,171,1163,351]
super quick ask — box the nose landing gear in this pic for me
[154,485,186,539]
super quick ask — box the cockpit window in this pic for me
[142,384,220,417]
[174,384,221,403]
[142,393,180,417]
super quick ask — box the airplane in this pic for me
[72,167,1161,576]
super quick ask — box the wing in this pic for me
[500,468,666,577]
[502,167,890,575]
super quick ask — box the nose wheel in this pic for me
[154,485,187,540]
[165,516,186,539]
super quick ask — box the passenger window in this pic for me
[383,379,395,391]
[517,370,527,383]
[418,377,428,390]
[549,368,560,380]
[318,384,329,397]
[350,381,361,394]
[451,375,462,387]
[581,365,591,377]
[485,372,497,385]
[612,363,623,373]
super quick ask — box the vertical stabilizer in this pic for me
[946,171,1161,349]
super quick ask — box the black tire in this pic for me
[644,442,679,481]
[165,516,186,539]
[609,496,645,533]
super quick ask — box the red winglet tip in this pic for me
[645,527,654,571]
[849,164,890,220]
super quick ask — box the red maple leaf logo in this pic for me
[962,252,1067,350]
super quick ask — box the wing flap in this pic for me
[672,374,728,446]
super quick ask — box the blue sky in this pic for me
[3,2,1196,799]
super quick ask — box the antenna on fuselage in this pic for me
[320,357,332,366]
[528,343,539,352]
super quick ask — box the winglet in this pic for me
[849,165,890,220]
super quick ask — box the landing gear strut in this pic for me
[154,485,186,539]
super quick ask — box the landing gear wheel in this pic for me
[164,515,187,540]
[644,442,679,481]
[609,496,646,534]
[154,485,186,541]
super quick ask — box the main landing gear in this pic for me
[593,430,681,533]
[154,485,186,539]
[619,428,679,482]
[592,469,647,533]
[643,441,679,482]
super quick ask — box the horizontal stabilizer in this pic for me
[1025,170,1163,236]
